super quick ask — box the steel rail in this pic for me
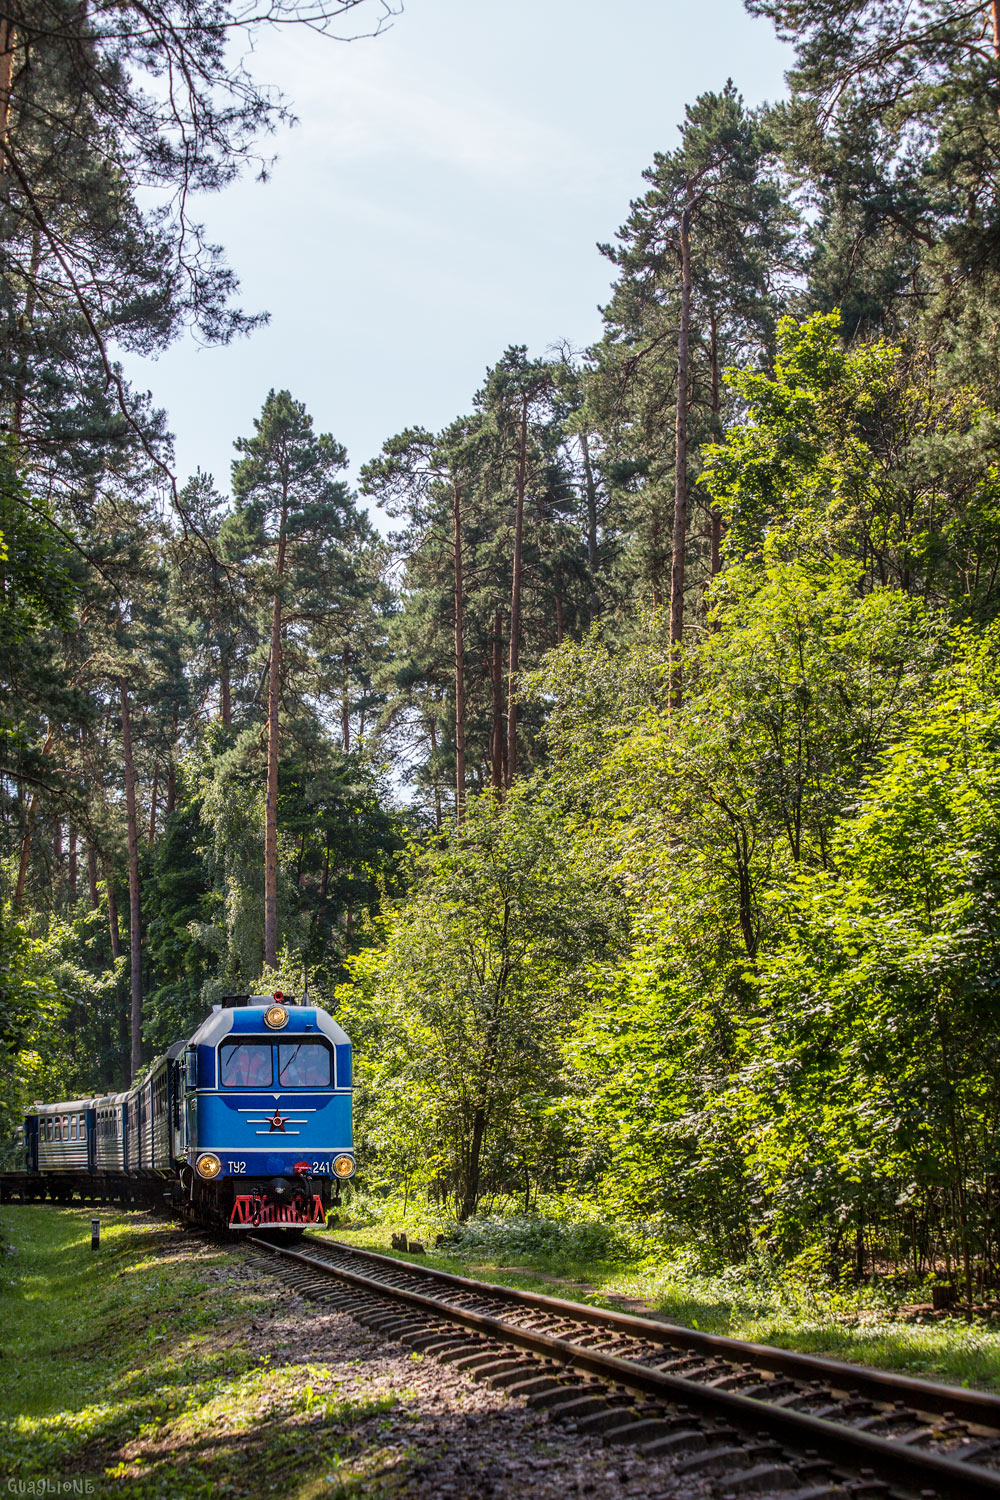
[306,1236,1000,1430]
[253,1236,1000,1500]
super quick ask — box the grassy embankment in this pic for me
[333,1210,1000,1393]
[0,1206,395,1498]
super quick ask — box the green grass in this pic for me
[329,1215,1000,1394]
[0,1207,396,1499]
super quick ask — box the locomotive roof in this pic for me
[189,999,350,1051]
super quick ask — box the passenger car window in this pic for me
[277,1042,332,1088]
[219,1042,273,1088]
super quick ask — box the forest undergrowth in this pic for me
[334,1197,1000,1393]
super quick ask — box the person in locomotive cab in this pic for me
[278,1043,330,1088]
[221,1043,272,1088]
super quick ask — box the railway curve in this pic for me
[246,1233,1000,1500]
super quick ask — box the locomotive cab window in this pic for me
[219,1042,273,1088]
[277,1042,332,1088]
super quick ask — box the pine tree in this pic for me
[750,0,1000,330]
[598,83,795,693]
[232,389,376,969]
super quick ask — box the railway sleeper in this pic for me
[675,1440,785,1478]
[571,1405,639,1435]
[448,1349,512,1372]
[399,1332,470,1354]
[634,1423,711,1453]
[503,1376,569,1401]
[365,1314,416,1334]
[525,1381,590,1411]
[485,1363,551,1390]
[435,1341,495,1366]
[783,1487,852,1500]
[542,1394,611,1423]
[471,1358,535,1385]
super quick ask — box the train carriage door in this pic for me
[25,1116,38,1173]
[85,1110,96,1172]
[168,1061,185,1161]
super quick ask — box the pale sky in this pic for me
[128,0,791,505]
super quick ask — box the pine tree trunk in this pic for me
[220,657,232,727]
[148,764,158,847]
[12,227,39,437]
[14,728,53,908]
[555,589,565,645]
[264,507,289,971]
[453,479,467,823]
[68,826,77,895]
[106,869,121,959]
[88,845,99,909]
[490,610,506,793]
[120,679,143,1081]
[709,308,723,579]
[670,203,692,707]
[165,708,178,816]
[14,798,33,900]
[14,799,35,908]
[580,430,599,625]
[341,647,351,751]
[506,395,529,788]
[0,21,15,177]
[428,717,442,830]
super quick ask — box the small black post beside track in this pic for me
[247,1234,1000,1500]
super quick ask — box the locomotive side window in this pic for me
[277,1042,332,1088]
[70,1117,77,1140]
[220,1042,273,1088]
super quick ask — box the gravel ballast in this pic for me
[230,1244,718,1499]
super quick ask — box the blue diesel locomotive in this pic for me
[4,993,356,1231]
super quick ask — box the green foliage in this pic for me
[437,1212,627,1266]
[0,1208,395,1494]
[701,312,1000,618]
[0,904,64,1141]
[340,788,619,1219]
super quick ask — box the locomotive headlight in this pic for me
[264,1005,288,1029]
[332,1154,356,1179]
[196,1153,222,1179]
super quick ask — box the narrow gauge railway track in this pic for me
[246,1234,1000,1500]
